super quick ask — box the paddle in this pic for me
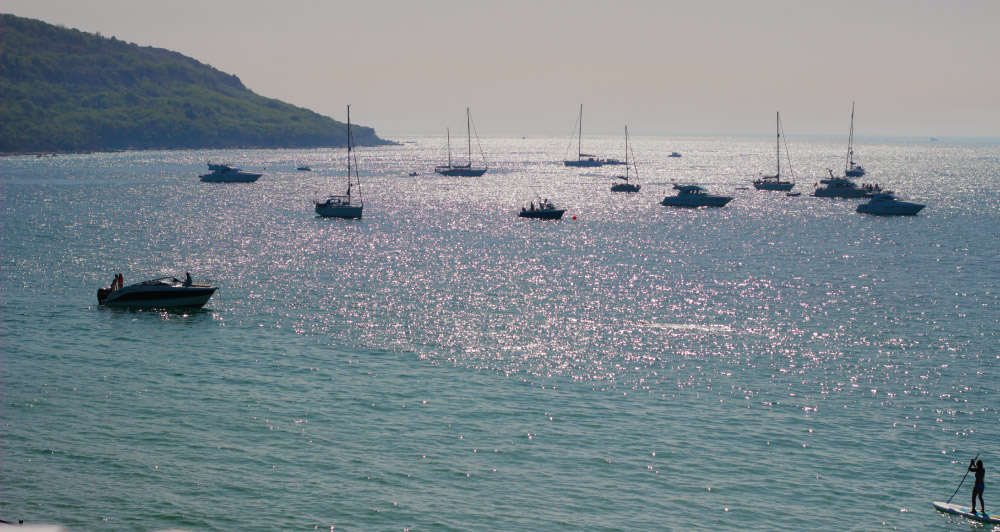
[947,452,979,504]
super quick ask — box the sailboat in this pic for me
[610,126,640,192]
[563,104,620,167]
[314,105,363,218]
[435,108,488,177]
[845,102,866,177]
[753,111,795,191]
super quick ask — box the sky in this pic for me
[4,0,999,137]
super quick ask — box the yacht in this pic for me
[297,165,312,172]
[435,108,488,177]
[610,125,640,192]
[519,198,566,219]
[315,105,364,218]
[660,184,733,207]
[200,163,262,183]
[564,104,612,167]
[97,276,217,308]
[753,111,795,191]
[844,102,866,177]
[812,170,871,198]
[856,192,925,215]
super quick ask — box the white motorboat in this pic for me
[315,105,364,219]
[856,192,925,215]
[435,108,488,177]
[97,276,217,308]
[660,184,733,207]
[753,111,795,191]
[812,170,872,198]
[519,198,566,219]
[200,163,262,183]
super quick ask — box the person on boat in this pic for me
[184,272,192,286]
[970,459,986,514]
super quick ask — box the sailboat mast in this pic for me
[625,125,629,180]
[447,127,452,167]
[776,111,780,177]
[846,102,855,172]
[578,104,583,160]
[346,104,352,196]
[466,107,472,165]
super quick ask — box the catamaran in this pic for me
[752,111,795,191]
[845,102,865,177]
[314,105,363,218]
[435,108,488,177]
[610,126,640,192]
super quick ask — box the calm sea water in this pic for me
[1,134,998,531]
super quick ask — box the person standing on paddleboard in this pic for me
[970,459,986,514]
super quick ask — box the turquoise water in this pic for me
[1,135,998,531]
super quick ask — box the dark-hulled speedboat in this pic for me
[519,198,566,220]
[97,276,217,308]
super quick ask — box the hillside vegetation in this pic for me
[0,14,389,153]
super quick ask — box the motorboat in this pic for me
[811,170,875,198]
[200,163,262,183]
[519,198,566,219]
[315,105,364,219]
[856,192,925,215]
[97,276,217,308]
[668,152,682,158]
[407,172,419,177]
[297,165,312,171]
[753,111,795,191]
[660,184,733,207]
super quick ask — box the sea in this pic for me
[1,134,998,532]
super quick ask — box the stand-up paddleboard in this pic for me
[933,501,1000,524]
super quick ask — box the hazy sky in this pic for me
[5,0,999,136]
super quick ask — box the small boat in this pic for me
[844,102,866,177]
[200,163,262,183]
[519,198,566,219]
[753,111,795,191]
[564,104,611,167]
[97,275,217,308]
[610,126,640,193]
[297,165,312,172]
[668,152,682,158]
[933,502,1000,524]
[315,105,364,218]
[407,172,419,177]
[435,108,488,177]
[812,170,872,198]
[786,192,801,197]
[856,192,925,215]
[660,184,733,207]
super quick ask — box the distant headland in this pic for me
[0,14,393,154]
